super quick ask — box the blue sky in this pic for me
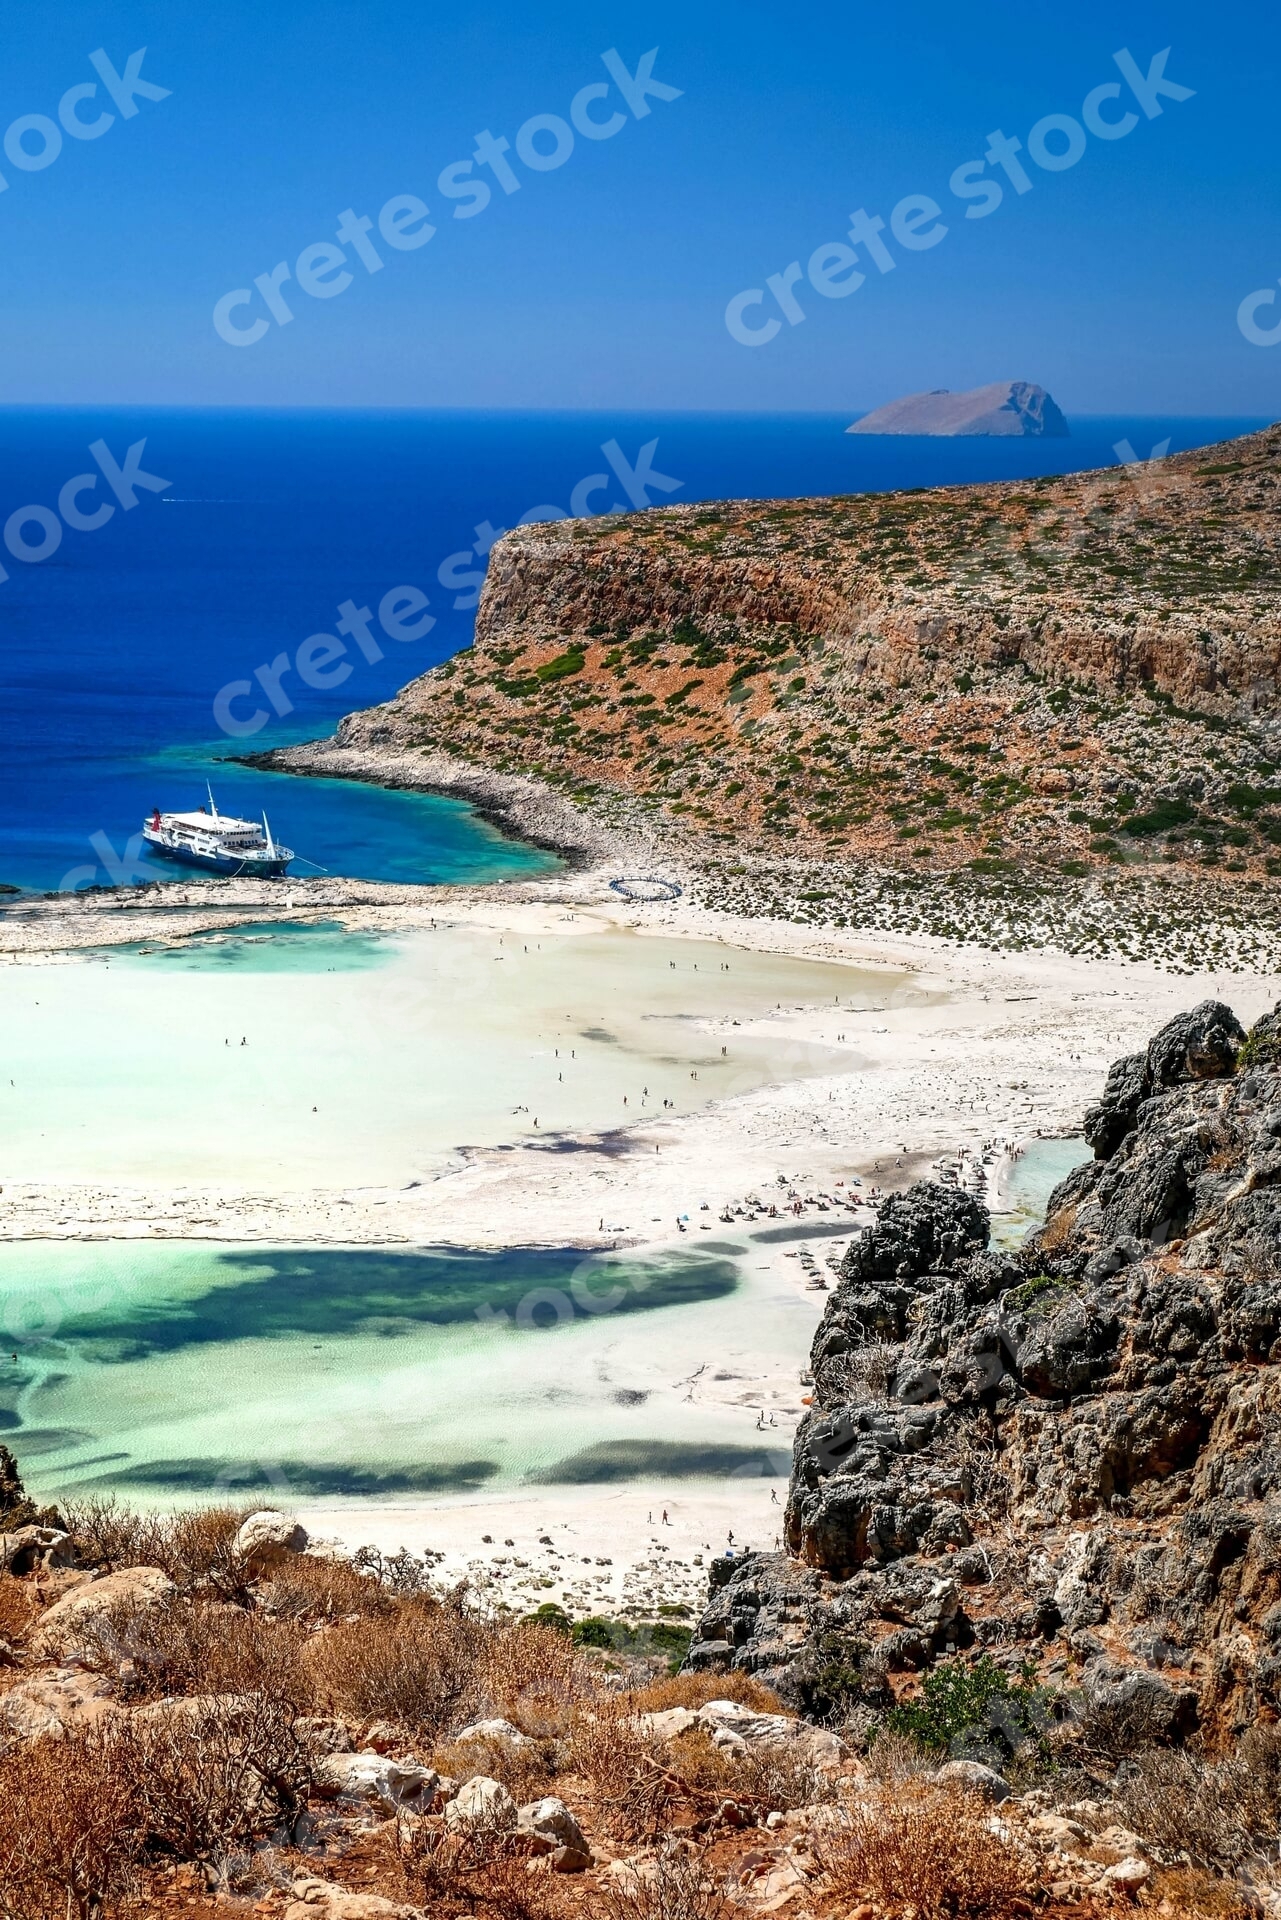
[0,0,1277,413]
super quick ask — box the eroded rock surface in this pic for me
[690,999,1281,1743]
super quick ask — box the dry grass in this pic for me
[480,1619,597,1736]
[395,1822,560,1920]
[1038,1201,1079,1254]
[864,1727,936,1782]
[61,1498,251,1598]
[814,1781,1033,1918]
[305,1595,490,1738]
[0,1724,146,1920]
[1151,1867,1262,1919]
[431,1731,560,1803]
[599,1840,737,1920]
[625,1670,783,1714]
[256,1550,390,1622]
[64,1592,308,1705]
[1116,1731,1281,1868]
[0,1572,37,1643]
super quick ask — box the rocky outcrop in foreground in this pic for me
[690,998,1281,1752]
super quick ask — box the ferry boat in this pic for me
[141,787,295,878]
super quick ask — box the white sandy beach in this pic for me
[3,874,1278,1614]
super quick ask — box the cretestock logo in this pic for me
[0,47,169,191]
[212,46,682,346]
[211,433,681,738]
[1238,276,1281,346]
[725,46,1193,347]
[0,437,171,583]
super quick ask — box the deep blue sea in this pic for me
[0,407,1270,893]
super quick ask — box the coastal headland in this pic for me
[5,425,1281,1613]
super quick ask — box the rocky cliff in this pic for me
[688,998,1281,1758]
[328,424,1281,884]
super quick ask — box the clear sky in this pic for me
[1,0,1277,413]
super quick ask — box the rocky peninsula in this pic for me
[257,423,1281,970]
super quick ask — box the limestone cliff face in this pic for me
[335,425,1281,879]
[469,423,1281,712]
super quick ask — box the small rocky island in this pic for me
[848,379,1069,436]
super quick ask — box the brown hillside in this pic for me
[337,425,1281,882]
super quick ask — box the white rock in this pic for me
[635,1706,698,1740]
[696,1700,847,1768]
[0,1668,116,1741]
[286,1883,424,1920]
[937,1759,1011,1802]
[31,1566,175,1659]
[1103,1857,1151,1894]
[235,1510,308,1565]
[444,1774,517,1832]
[518,1795,587,1854]
[312,1752,439,1812]
[452,1715,531,1747]
[0,1525,74,1575]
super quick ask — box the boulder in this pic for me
[518,1796,588,1856]
[31,1566,175,1659]
[312,1752,439,1812]
[444,1775,517,1832]
[452,1715,531,1747]
[696,1700,847,1767]
[287,1881,424,1920]
[1085,1003,1244,1161]
[0,1667,116,1742]
[0,1525,74,1576]
[1102,1858,1151,1894]
[235,1510,308,1566]
[936,1759,1011,1801]
[635,1706,698,1740]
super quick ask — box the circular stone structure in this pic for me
[608,876,683,903]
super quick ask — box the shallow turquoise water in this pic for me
[993,1136,1089,1247]
[104,920,398,974]
[0,1239,797,1506]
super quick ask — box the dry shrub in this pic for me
[432,1731,559,1802]
[846,1340,900,1402]
[479,1619,597,1736]
[257,1551,389,1623]
[306,1594,488,1738]
[655,1726,834,1820]
[815,1782,1032,1918]
[136,1692,310,1860]
[1151,1867,1260,1919]
[625,1670,783,1714]
[61,1498,250,1596]
[734,1740,836,1813]
[566,1703,673,1836]
[1038,1201,1079,1254]
[865,1726,936,1782]
[600,1840,736,1920]
[1116,1731,1281,1869]
[0,1572,36,1642]
[0,1723,146,1920]
[65,1592,309,1705]
[395,1821,558,1920]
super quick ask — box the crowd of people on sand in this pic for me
[717,1172,881,1225]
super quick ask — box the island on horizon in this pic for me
[848,377,1070,437]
